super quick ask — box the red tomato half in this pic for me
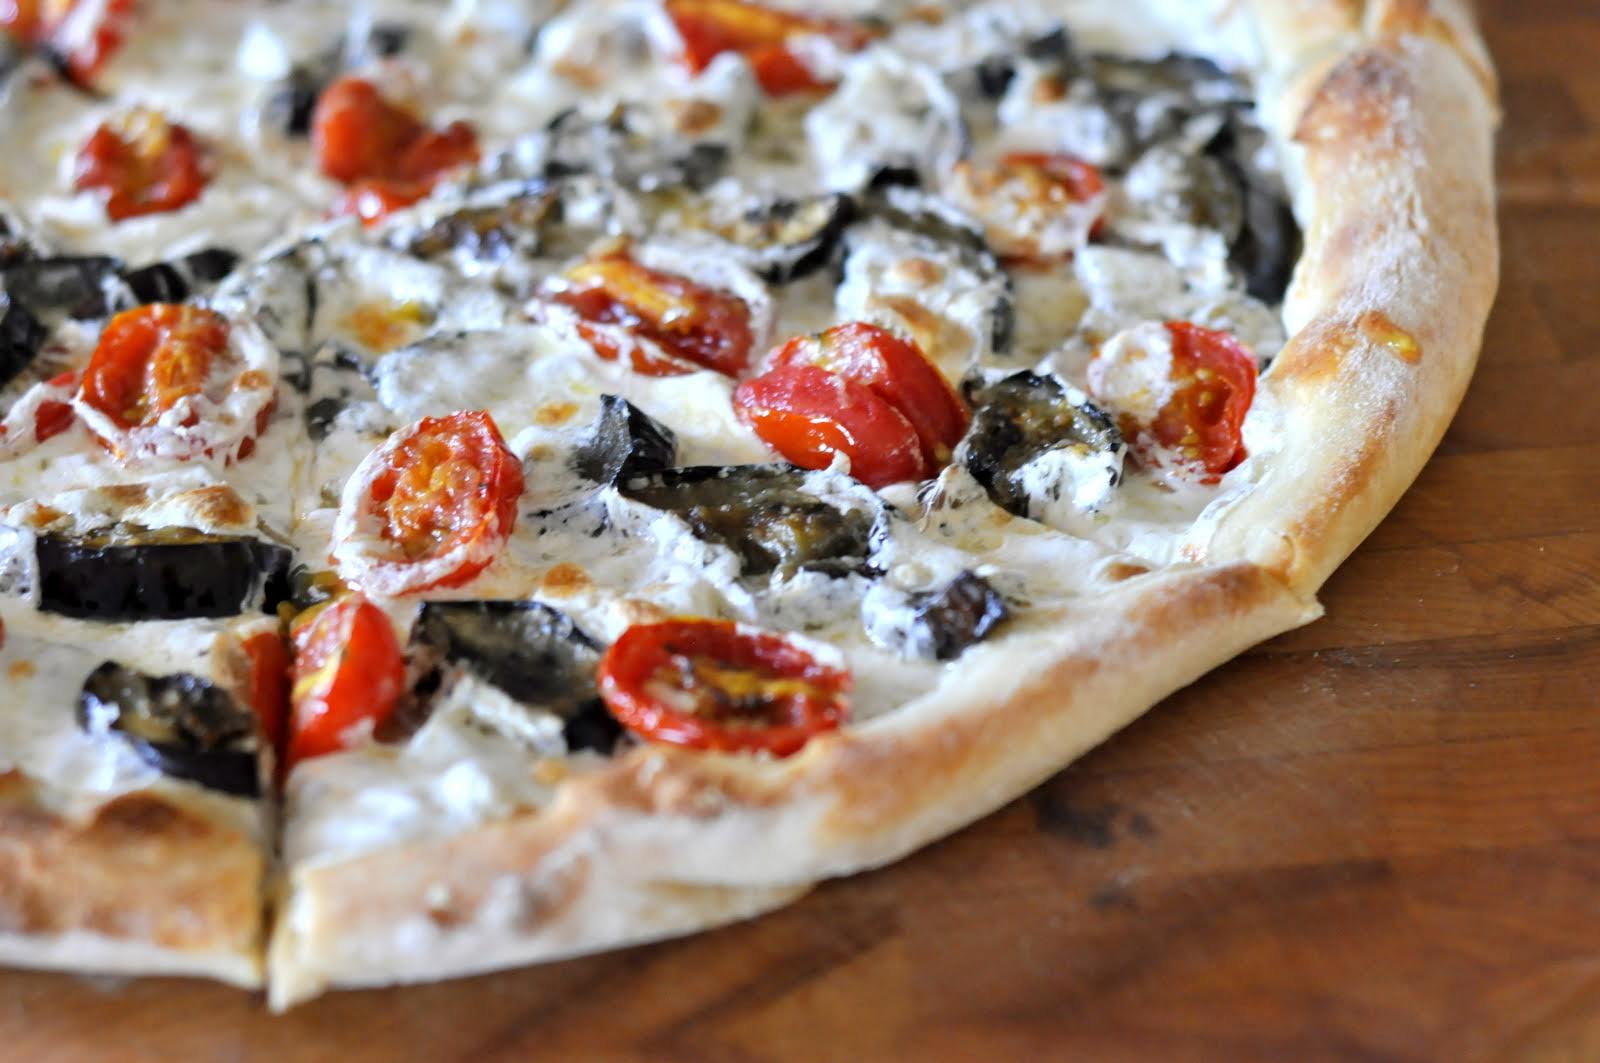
[767,322,969,465]
[734,363,930,488]
[1089,321,1258,481]
[74,110,209,222]
[240,629,290,756]
[551,253,755,377]
[77,304,228,432]
[598,618,850,756]
[287,596,405,769]
[334,410,525,596]
[312,76,479,223]
[3,0,134,84]
[664,0,874,96]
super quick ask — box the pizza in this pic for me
[0,0,1498,1008]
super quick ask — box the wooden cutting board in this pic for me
[4,2,1598,1059]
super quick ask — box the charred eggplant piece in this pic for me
[960,372,1125,522]
[543,107,728,190]
[36,531,292,620]
[407,186,560,264]
[1206,116,1300,303]
[973,25,1075,98]
[0,292,46,389]
[77,662,259,796]
[867,571,1009,661]
[123,247,241,304]
[699,193,853,283]
[1,256,124,320]
[620,465,874,579]
[573,395,677,485]
[412,600,620,753]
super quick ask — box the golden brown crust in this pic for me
[0,772,265,986]
[1201,7,1498,592]
[269,564,1316,1007]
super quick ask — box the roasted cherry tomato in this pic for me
[73,110,209,222]
[287,595,405,769]
[598,618,850,756]
[77,304,229,431]
[334,410,524,596]
[664,0,873,96]
[768,322,969,465]
[1088,321,1258,481]
[734,363,930,488]
[946,152,1106,262]
[3,0,133,84]
[312,76,479,224]
[240,629,290,755]
[551,253,755,377]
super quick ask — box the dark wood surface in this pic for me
[5,3,1598,1059]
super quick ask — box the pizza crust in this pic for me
[269,561,1314,1007]
[0,772,265,987]
[1202,9,1499,592]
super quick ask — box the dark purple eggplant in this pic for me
[1,255,124,320]
[701,193,853,283]
[959,372,1124,521]
[77,662,260,796]
[909,572,1009,660]
[406,185,560,264]
[542,106,728,190]
[0,292,46,388]
[1206,114,1300,303]
[411,600,621,753]
[122,247,241,304]
[620,465,874,578]
[36,531,292,621]
[573,395,677,486]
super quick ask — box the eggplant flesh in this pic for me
[573,394,678,486]
[0,293,46,389]
[36,532,292,621]
[908,571,1010,661]
[543,107,728,190]
[701,193,853,283]
[412,600,622,753]
[407,187,560,264]
[620,465,874,578]
[1,256,124,321]
[960,372,1124,520]
[77,661,259,796]
[122,247,241,305]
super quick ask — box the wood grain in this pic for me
[4,2,1597,1059]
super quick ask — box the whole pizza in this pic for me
[0,0,1498,1008]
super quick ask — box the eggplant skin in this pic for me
[619,465,875,578]
[0,292,46,389]
[573,394,678,486]
[960,372,1124,520]
[1,256,124,320]
[911,571,1010,661]
[413,600,603,718]
[711,193,854,283]
[122,247,241,305]
[77,662,260,797]
[36,535,293,621]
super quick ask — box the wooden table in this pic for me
[5,3,1598,1059]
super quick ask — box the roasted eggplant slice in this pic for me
[691,192,853,283]
[573,395,677,485]
[1206,115,1300,303]
[864,570,1009,661]
[620,465,874,579]
[36,531,292,620]
[407,185,560,264]
[1,255,124,320]
[123,247,241,304]
[0,292,46,389]
[542,107,728,190]
[411,600,621,753]
[960,372,1126,528]
[77,662,260,796]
